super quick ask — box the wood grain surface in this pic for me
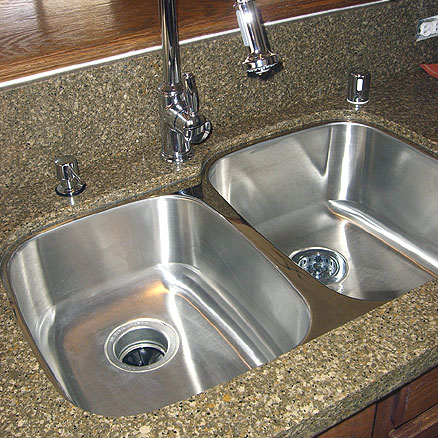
[317,403,376,438]
[0,0,379,83]
[389,405,438,438]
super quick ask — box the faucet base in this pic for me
[161,127,194,163]
[161,149,194,163]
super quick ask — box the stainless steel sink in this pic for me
[208,121,438,300]
[4,122,435,417]
[1,195,310,416]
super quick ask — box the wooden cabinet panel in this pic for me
[389,404,438,438]
[373,393,396,438]
[391,367,438,428]
[374,367,438,438]
[319,366,438,438]
[317,404,376,438]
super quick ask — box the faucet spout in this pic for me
[158,0,211,163]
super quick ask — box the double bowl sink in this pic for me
[2,122,437,416]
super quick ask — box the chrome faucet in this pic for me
[158,0,211,163]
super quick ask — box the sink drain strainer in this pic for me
[290,247,348,285]
[105,319,179,372]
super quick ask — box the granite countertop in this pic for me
[0,70,437,437]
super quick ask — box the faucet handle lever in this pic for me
[182,72,199,114]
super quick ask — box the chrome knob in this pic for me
[54,155,86,196]
[347,69,371,105]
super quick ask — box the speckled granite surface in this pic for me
[1,0,438,436]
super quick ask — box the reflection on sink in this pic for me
[208,122,438,300]
[2,195,310,416]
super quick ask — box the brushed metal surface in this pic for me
[208,121,437,300]
[4,121,432,417]
[2,195,310,416]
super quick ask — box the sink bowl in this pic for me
[2,195,310,416]
[208,122,438,300]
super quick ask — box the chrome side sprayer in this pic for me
[234,0,280,75]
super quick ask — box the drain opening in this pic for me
[119,340,166,367]
[105,319,179,372]
[290,247,348,285]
